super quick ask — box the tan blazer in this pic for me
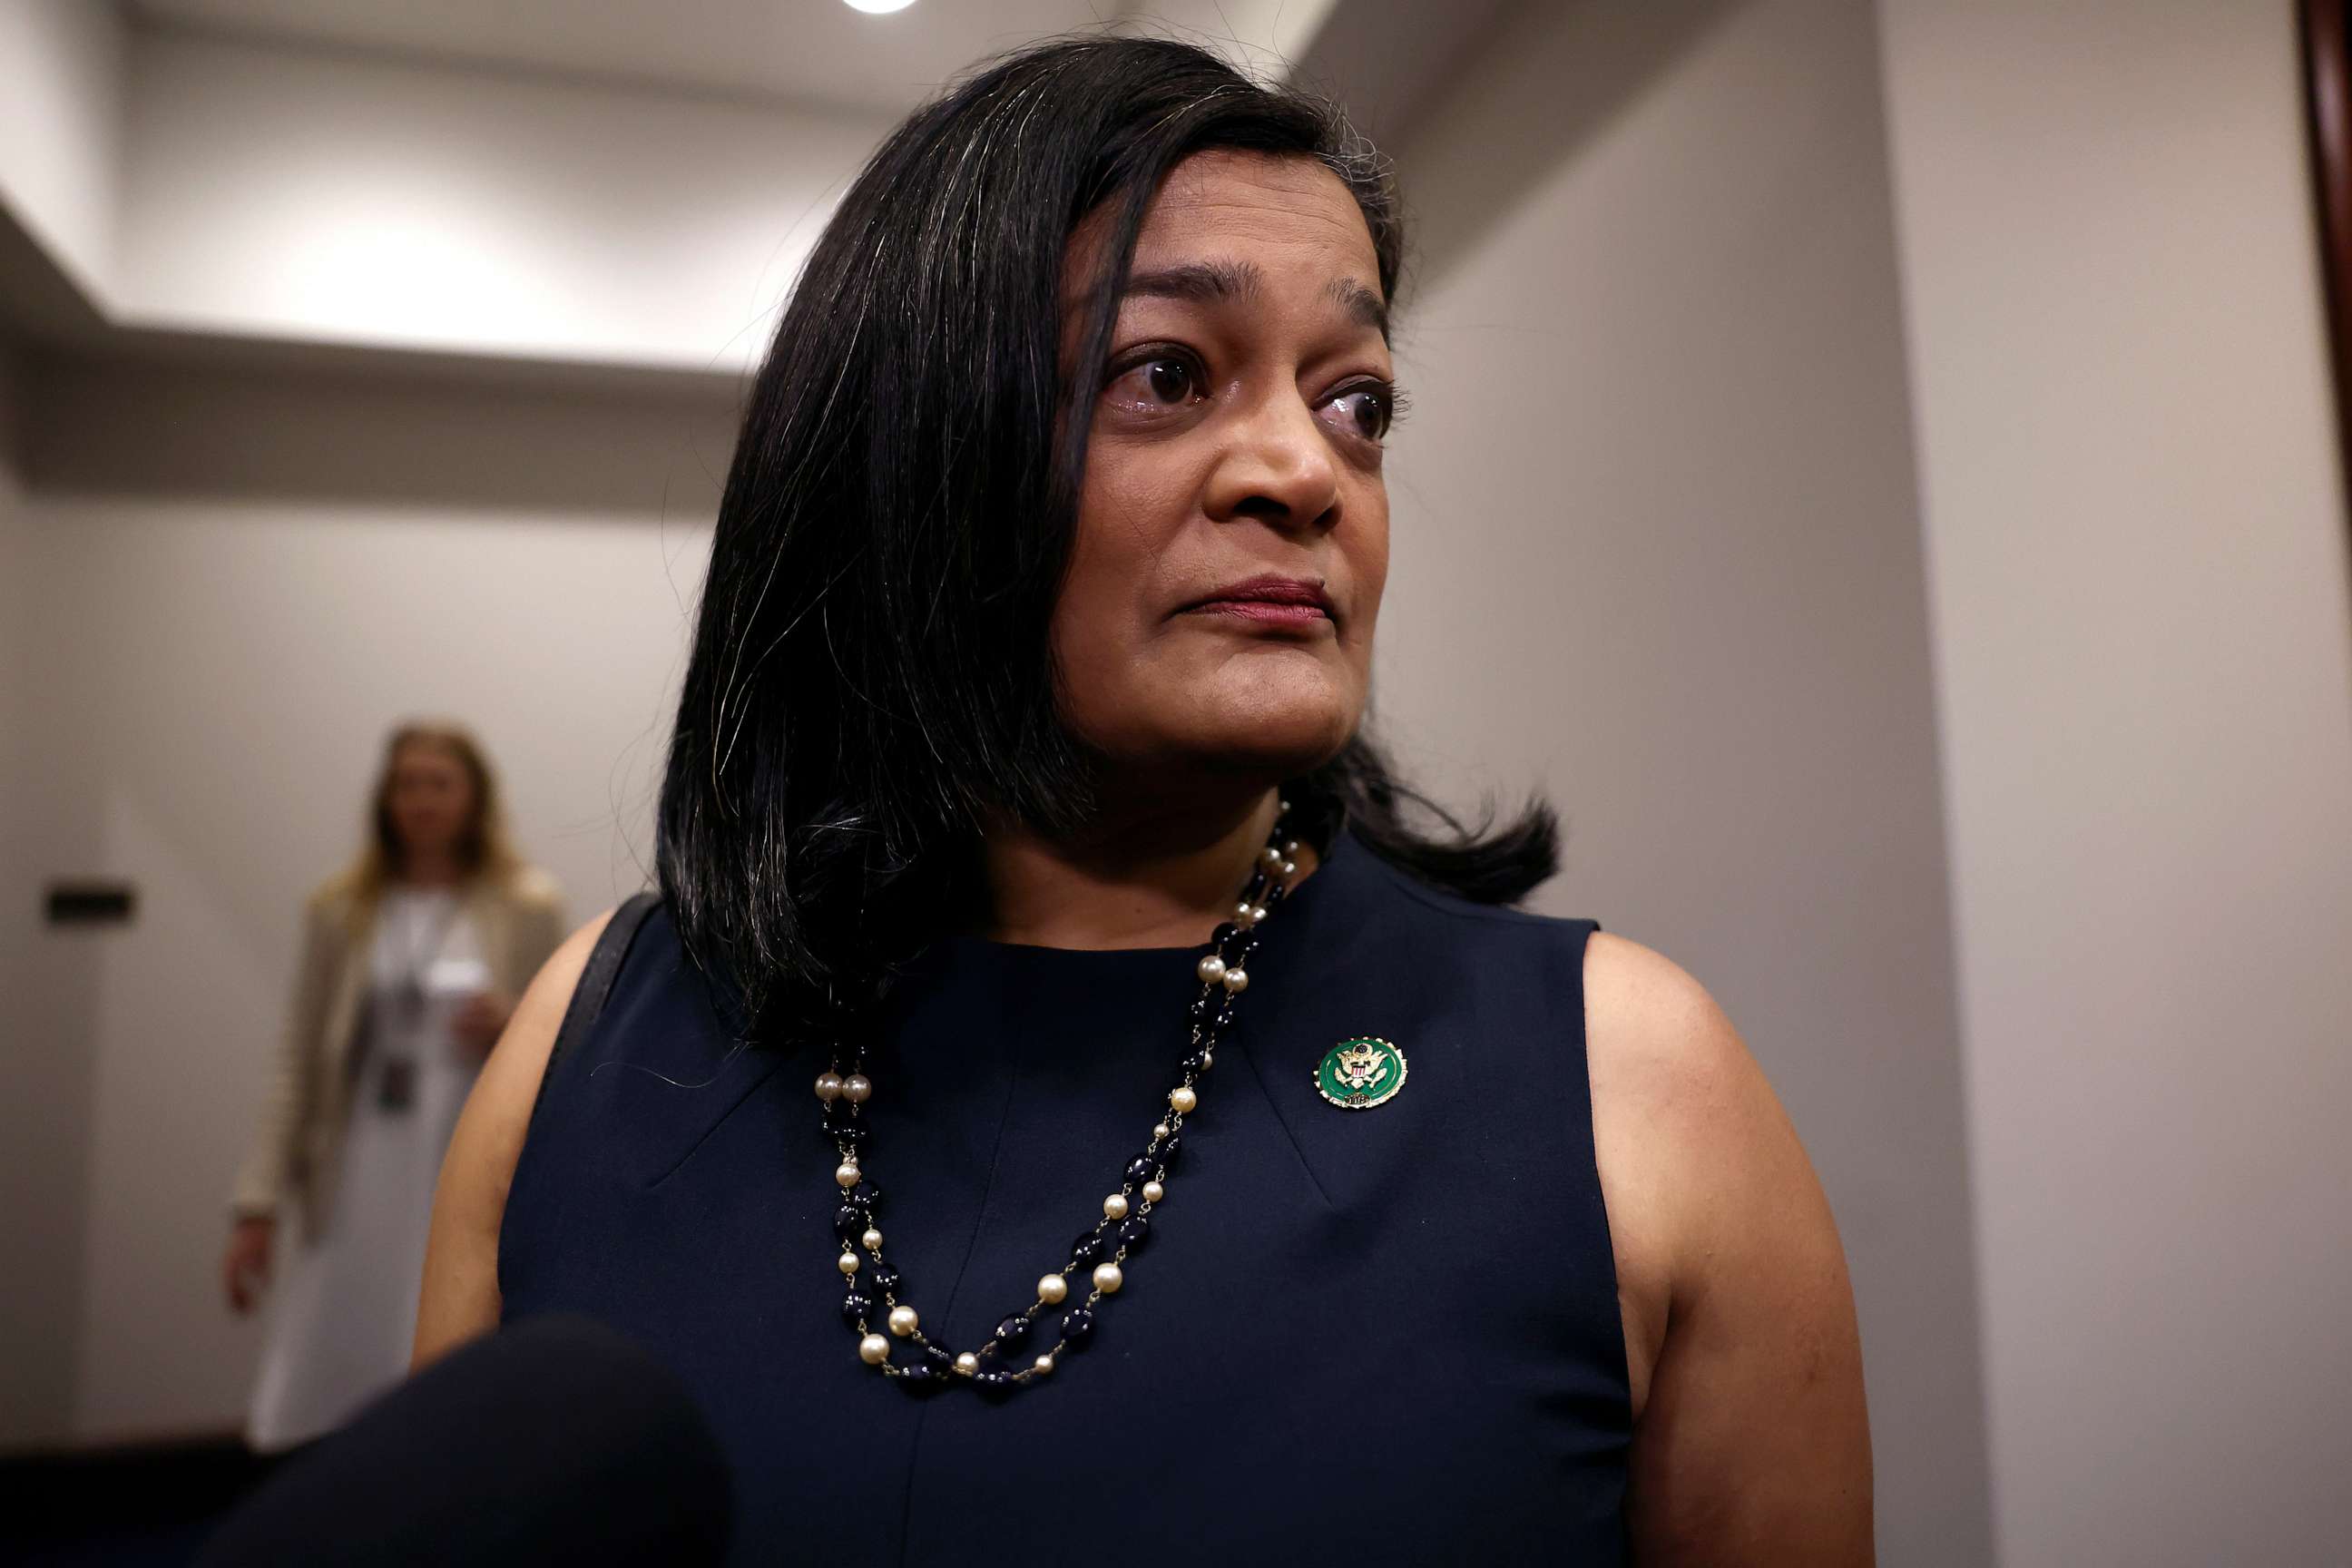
[230,866,569,1237]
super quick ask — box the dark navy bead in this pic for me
[1211,1006,1236,1031]
[1116,1217,1151,1251]
[923,1345,956,1377]
[1070,1231,1107,1268]
[841,1291,872,1328]
[1189,995,1213,1022]
[1124,1155,1158,1186]
[1156,1134,1183,1170]
[995,1315,1032,1349]
[821,1101,862,1132]
[1059,1307,1096,1351]
[868,1261,901,1294]
[1210,921,1239,949]
[848,1182,881,1213]
[831,1123,869,1148]
[1182,1052,1212,1075]
[974,1368,1016,1398]
[835,1206,867,1244]
[897,1359,942,1394]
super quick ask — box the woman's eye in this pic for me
[1142,358,1194,404]
[1106,354,1204,414]
[1322,386,1395,442]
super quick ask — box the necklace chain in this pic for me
[815,799,1306,1396]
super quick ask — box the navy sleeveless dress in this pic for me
[500,826,1631,1563]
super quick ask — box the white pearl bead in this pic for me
[838,1250,859,1276]
[1033,1354,1055,1375]
[955,1352,978,1376]
[1279,859,1296,877]
[842,1073,872,1104]
[1221,967,1248,994]
[1093,1262,1123,1294]
[887,1305,918,1337]
[1103,1193,1130,1220]
[1283,839,1299,856]
[1170,1085,1198,1114]
[1196,955,1226,984]
[1278,797,1291,815]
[1260,846,1284,868]
[861,1228,883,1251]
[1142,1181,1164,1203]
[1235,902,1258,926]
[835,1161,861,1189]
[1037,1273,1068,1305]
[1249,905,1268,924]
[1197,1050,1214,1070]
[859,1333,889,1365]
[814,1072,844,1102]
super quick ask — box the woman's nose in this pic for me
[1203,393,1341,532]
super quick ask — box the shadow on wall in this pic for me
[17,351,740,518]
[1387,0,1750,297]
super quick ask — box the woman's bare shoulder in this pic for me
[1580,932,1808,1405]
[1582,931,1762,1119]
[412,906,616,1367]
[1580,932,1760,1410]
[1580,928,1840,1254]
[1580,931,1871,1561]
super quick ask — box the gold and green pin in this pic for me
[1315,1036,1407,1110]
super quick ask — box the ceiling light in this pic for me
[843,0,917,13]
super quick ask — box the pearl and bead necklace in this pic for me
[818,800,1306,1396]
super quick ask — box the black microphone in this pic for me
[198,1317,730,1566]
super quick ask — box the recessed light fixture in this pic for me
[843,0,916,13]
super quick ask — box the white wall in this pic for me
[1378,2,1990,1561]
[1877,2,2352,1563]
[0,0,124,297]
[115,29,889,372]
[10,356,727,1439]
[0,337,108,1450]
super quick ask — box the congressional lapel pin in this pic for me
[1315,1036,1408,1110]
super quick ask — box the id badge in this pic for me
[376,1055,417,1112]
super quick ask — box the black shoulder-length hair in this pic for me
[658,35,1556,1043]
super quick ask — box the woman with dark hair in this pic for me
[227,720,566,1449]
[419,36,1869,1564]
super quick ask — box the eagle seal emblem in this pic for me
[1315,1036,1408,1110]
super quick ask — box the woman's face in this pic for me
[387,740,475,861]
[1055,150,1395,799]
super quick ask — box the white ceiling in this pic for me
[128,0,1167,113]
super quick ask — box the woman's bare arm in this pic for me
[1586,931,1874,1565]
[412,907,613,1369]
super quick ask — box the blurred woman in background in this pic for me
[222,720,565,1451]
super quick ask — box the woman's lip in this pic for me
[1179,574,1335,622]
[1184,600,1333,627]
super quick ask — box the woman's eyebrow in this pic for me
[1122,260,1263,308]
[1114,260,1390,341]
[1325,277,1390,339]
